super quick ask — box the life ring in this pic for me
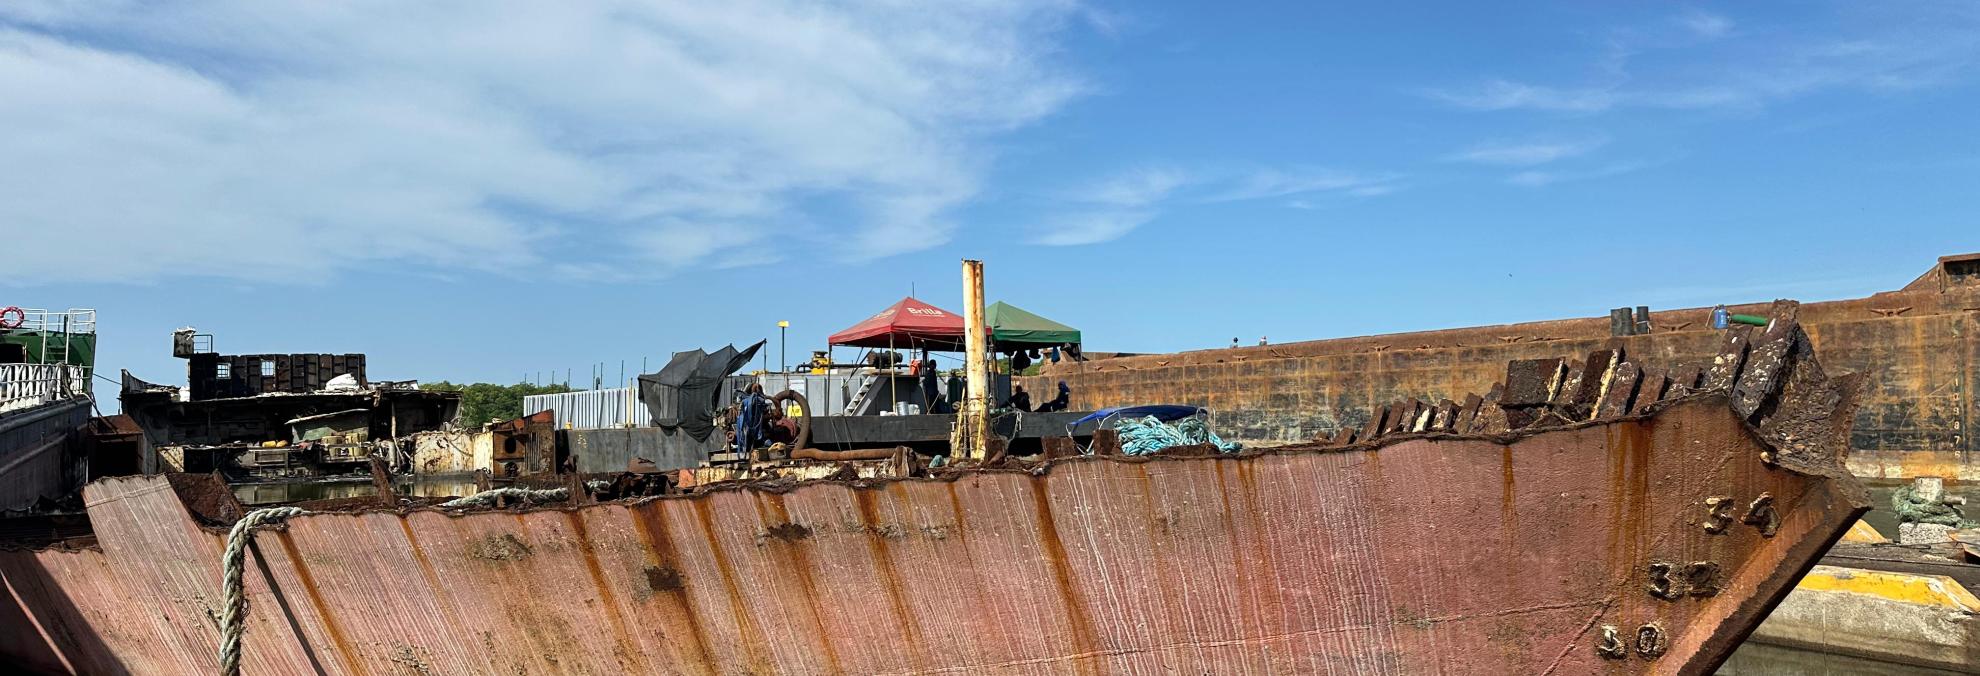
[0,307,23,329]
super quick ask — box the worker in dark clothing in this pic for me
[1004,385,1032,412]
[735,383,771,454]
[1035,381,1072,412]
[920,356,940,411]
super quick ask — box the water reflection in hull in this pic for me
[232,474,487,505]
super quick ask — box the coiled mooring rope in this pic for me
[1892,485,1976,528]
[1115,416,1243,455]
[219,506,306,676]
[437,487,569,509]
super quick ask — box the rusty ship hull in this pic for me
[0,308,1867,674]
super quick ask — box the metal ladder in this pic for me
[844,373,875,415]
[19,309,95,366]
[42,318,69,367]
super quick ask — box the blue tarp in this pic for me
[1072,405,1204,427]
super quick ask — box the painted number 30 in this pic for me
[1597,623,1668,660]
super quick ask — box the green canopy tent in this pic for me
[986,301,1081,351]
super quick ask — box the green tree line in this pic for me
[421,381,572,428]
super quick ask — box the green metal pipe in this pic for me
[1729,314,1768,327]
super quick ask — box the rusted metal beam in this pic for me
[957,259,990,462]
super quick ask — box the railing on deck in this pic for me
[0,364,91,415]
[16,309,96,334]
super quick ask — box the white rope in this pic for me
[219,506,306,676]
[438,487,569,509]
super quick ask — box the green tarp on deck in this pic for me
[987,302,1080,349]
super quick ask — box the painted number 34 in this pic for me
[1701,493,1778,537]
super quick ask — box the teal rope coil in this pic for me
[1113,416,1242,455]
[1892,485,1975,528]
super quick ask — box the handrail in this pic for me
[0,364,91,415]
[12,309,96,334]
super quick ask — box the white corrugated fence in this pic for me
[523,386,646,430]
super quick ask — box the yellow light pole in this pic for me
[777,320,790,374]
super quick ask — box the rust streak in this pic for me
[626,503,715,671]
[562,512,643,670]
[391,518,488,676]
[943,482,969,544]
[1026,475,1101,676]
[854,487,925,672]
[1211,458,1256,646]
[1623,422,1653,571]
[395,519,445,601]
[757,493,843,675]
[1499,444,1517,536]
[689,499,773,673]
[273,531,360,672]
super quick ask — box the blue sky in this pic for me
[2,1,1975,396]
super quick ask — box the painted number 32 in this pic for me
[1646,561,1721,599]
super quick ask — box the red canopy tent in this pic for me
[828,297,979,352]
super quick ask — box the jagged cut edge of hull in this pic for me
[0,302,1867,675]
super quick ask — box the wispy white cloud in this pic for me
[1078,166,1192,206]
[1446,136,1609,166]
[1507,160,1651,187]
[0,1,1091,282]
[1031,210,1157,246]
[1200,168,1401,203]
[1031,165,1399,245]
[1679,10,1734,39]
[1346,184,1400,197]
[1424,79,1616,113]
[1426,5,1980,115]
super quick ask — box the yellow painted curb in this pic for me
[1840,519,1888,543]
[1795,565,1980,612]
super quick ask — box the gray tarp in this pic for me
[638,341,763,442]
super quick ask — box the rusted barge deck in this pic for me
[0,304,1866,674]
